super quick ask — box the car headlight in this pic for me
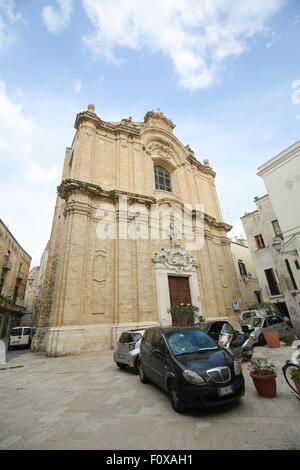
[183,369,205,384]
[234,360,242,375]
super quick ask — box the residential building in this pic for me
[230,237,261,310]
[257,140,300,292]
[0,219,31,337]
[33,105,242,356]
[22,241,49,328]
[241,193,300,335]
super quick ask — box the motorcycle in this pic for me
[218,323,255,361]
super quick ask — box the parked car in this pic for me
[8,326,35,350]
[113,329,145,373]
[139,326,245,413]
[197,320,236,342]
[242,314,293,345]
[239,308,284,326]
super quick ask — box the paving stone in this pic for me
[0,345,299,449]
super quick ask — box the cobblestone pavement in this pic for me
[0,344,299,450]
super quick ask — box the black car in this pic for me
[139,326,245,413]
[197,320,233,342]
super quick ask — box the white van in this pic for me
[8,326,35,350]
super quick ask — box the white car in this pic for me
[113,329,145,373]
[243,314,293,346]
[8,326,36,350]
[239,309,274,325]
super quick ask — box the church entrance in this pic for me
[168,276,193,325]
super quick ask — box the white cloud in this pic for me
[0,0,21,53]
[73,80,82,93]
[0,80,35,159]
[81,0,284,90]
[42,0,73,33]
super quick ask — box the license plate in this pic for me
[218,385,234,396]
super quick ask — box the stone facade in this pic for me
[230,237,261,310]
[34,105,242,356]
[0,219,31,337]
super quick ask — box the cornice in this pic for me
[74,110,141,137]
[144,110,175,131]
[257,140,300,178]
[57,179,230,231]
[58,179,156,205]
[186,155,216,178]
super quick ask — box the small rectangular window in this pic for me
[238,260,247,276]
[265,268,280,295]
[255,234,265,249]
[272,220,282,237]
[285,259,298,290]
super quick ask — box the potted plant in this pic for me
[280,334,294,346]
[249,358,277,397]
[167,304,199,325]
[290,367,300,395]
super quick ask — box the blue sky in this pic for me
[1,0,300,266]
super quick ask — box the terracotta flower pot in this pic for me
[250,372,277,397]
[263,332,280,348]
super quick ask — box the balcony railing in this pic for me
[2,260,12,270]
[242,273,258,282]
[16,271,24,280]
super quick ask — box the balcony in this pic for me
[2,260,12,270]
[242,273,258,282]
[16,271,24,280]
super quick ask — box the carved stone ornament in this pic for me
[153,232,199,273]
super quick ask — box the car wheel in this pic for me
[133,357,140,374]
[168,379,185,414]
[116,362,127,369]
[259,334,266,346]
[139,363,148,383]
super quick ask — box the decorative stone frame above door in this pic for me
[153,237,202,326]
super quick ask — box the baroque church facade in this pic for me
[33,105,242,356]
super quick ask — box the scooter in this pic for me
[218,323,255,361]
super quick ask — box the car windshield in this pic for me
[220,323,234,334]
[247,317,264,327]
[166,329,218,356]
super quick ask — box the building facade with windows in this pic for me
[0,219,31,337]
[257,140,300,302]
[22,241,50,328]
[241,193,300,335]
[33,105,242,356]
[230,237,261,310]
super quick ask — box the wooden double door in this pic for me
[168,276,193,325]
